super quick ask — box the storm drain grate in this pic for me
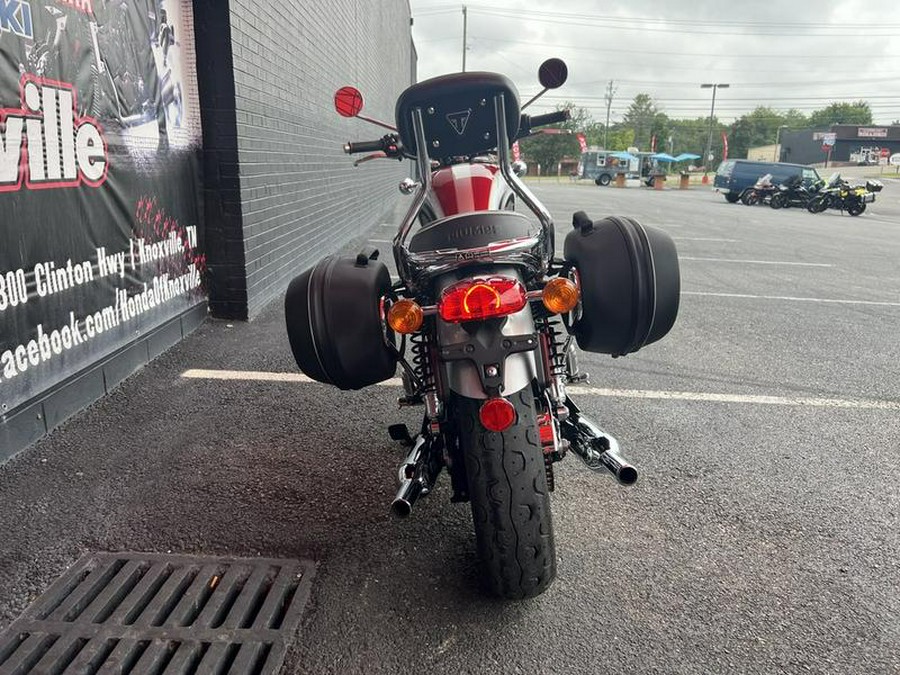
[0,552,315,675]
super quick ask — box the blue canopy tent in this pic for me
[673,153,701,162]
[650,153,678,162]
[610,151,637,161]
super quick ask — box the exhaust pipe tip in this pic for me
[390,498,413,519]
[617,465,638,486]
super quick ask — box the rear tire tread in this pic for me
[456,390,556,599]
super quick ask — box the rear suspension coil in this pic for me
[538,316,569,380]
[410,331,436,396]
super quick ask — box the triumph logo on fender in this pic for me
[446,109,472,136]
[0,76,108,192]
[0,0,33,38]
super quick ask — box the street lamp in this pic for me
[701,83,729,171]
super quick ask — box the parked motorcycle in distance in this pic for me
[740,173,776,206]
[283,59,681,599]
[806,172,882,216]
[769,174,824,209]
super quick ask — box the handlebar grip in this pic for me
[529,110,571,128]
[344,139,387,154]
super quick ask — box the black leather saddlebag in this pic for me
[284,252,397,390]
[563,212,680,356]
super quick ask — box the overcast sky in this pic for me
[409,1,900,125]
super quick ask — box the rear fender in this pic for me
[434,267,537,399]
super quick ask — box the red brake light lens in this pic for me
[439,277,527,323]
[479,397,517,432]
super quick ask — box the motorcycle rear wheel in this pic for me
[770,193,785,209]
[454,389,557,599]
[847,202,866,216]
[807,196,828,214]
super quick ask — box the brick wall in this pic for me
[195,0,414,319]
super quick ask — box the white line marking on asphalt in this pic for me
[671,237,739,242]
[565,386,900,410]
[180,370,900,410]
[680,256,832,267]
[368,239,394,244]
[683,291,900,307]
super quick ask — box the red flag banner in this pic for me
[721,131,729,162]
[512,141,521,162]
[576,134,587,153]
[651,135,657,152]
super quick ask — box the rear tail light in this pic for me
[439,277,527,323]
[479,397,517,432]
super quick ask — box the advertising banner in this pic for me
[1,0,205,415]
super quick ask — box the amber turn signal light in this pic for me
[387,299,424,334]
[542,277,580,314]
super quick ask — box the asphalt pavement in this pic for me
[1,178,899,674]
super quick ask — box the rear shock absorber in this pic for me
[410,330,443,425]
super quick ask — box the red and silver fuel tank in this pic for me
[428,163,512,217]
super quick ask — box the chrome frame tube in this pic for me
[393,108,432,282]
[393,95,558,289]
[494,94,555,264]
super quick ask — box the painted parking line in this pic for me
[671,237,739,242]
[180,369,900,411]
[565,386,900,410]
[683,291,900,307]
[679,256,832,267]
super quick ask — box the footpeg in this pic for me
[388,423,413,445]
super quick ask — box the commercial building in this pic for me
[779,124,900,166]
[0,1,415,460]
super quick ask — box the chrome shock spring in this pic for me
[410,331,436,396]
[539,316,568,380]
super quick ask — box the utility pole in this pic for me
[701,83,729,171]
[462,6,467,72]
[603,80,616,149]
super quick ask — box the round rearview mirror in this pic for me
[334,86,364,117]
[538,58,568,89]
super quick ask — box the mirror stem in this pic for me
[356,114,398,132]
[520,87,548,112]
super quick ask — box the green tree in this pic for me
[808,101,872,127]
[667,117,711,157]
[624,94,661,150]
[518,103,601,172]
[605,125,635,151]
[727,107,810,160]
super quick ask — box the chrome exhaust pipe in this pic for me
[560,404,638,486]
[390,435,440,519]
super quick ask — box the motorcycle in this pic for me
[769,174,823,209]
[806,172,882,216]
[739,173,776,206]
[283,59,681,599]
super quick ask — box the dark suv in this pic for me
[714,160,821,203]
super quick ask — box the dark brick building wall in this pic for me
[196,0,415,319]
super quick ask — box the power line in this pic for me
[459,5,900,29]
[464,34,900,60]
[466,7,900,37]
